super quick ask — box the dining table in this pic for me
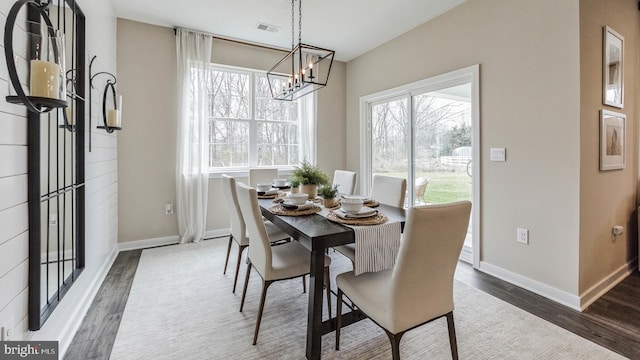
[258,198,406,360]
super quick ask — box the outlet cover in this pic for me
[165,203,174,215]
[517,228,529,244]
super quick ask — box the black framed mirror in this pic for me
[23,0,86,330]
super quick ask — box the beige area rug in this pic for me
[110,239,627,360]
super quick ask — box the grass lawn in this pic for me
[376,171,472,204]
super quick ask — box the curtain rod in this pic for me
[174,28,289,53]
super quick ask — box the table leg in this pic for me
[306,248,325,360]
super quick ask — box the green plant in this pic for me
[289,178,300,188]
[290,160,329,186]
[318,184,339,199]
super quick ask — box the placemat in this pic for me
[269,204,322,216]
[258,194,277,199]
[327,212,388,225]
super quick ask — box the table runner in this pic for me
[319,207,401,275]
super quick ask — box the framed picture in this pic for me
[603,26,624,108]
[600,109,625,171]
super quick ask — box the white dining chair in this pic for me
[334,174,408,262]
[335,201,472,360]
[236,182,333,345]
[333,170,357,195]
[221,175,290,293]
[248,168,278,188]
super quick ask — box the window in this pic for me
[207,65,307,172]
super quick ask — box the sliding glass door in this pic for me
[362,66,479,266]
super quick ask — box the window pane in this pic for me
[257,122,299,166]
[208,70,250,119]
[371,99,409,180]
[209,119,249,167]
[255,75,298,121]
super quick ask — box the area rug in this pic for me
[109,239,626,360]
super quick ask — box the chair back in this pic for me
[249,168,278,187]
[221,175,248,246]
[370,175,407,208]
[389,201,471,331]
[235,182,272,275]
[333,170,357,195]
[415,177,430,202]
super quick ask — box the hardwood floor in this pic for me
[65,246,640,360]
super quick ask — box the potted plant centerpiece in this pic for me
[289,160,329,199]
[318,184,339,208]
[289,178,300,193]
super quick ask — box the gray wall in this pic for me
[116,19,347,244]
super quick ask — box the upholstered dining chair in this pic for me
[334,175,407,262]
[333,170,357,195]
[221,175,290,293]
[335,201,472,360]
[414,177,430,204]
[236,182,333,345]
[248,168,278,188]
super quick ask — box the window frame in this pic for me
[207,63,302,176]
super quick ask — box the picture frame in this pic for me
[603,26,624,108]
[600,109,625,171]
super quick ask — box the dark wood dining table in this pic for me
[258,198,406,360]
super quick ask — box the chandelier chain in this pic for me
[298,0,302,45]
[291,0,294,49]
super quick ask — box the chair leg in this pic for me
[384,329,405,360]
[324,267,332,319]
[335,289,343,350]
[446,312,459,360]
[302,275,306,293]
[239,262,252,312]
[253,280,272,345]
[232,245,248,293]
[223,236,233,275]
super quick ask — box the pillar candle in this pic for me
[107,109,120,127]
[30,60,61,99]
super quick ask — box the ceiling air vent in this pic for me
[256,22,280,33]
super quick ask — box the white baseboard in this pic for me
[478,261,582,311]
[31,244,119,357]
[118,229,230,252]
[578,257,637,310]
[118,235,180,251]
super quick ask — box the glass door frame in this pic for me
[359,65,480,267]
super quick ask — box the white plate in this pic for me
[342,195,370,202]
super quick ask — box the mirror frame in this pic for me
[27,0,86,330]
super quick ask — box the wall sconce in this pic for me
[4,0,68,113]
[89,55,120,151]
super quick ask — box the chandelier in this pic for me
[267,0,335,101]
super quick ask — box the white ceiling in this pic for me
[109,0,466,62]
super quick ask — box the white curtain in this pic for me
[299,92,317,163]
[175,29,212,243]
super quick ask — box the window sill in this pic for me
[208,168,295,180]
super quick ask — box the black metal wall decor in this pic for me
[89,55,120,144]
[4,0,68,113]
[8,0,87,331]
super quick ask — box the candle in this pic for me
[308,62,314,79]
[107,109,121,128]
[301,69,306,82]
[30,60,61,99]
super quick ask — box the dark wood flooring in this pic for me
[64,250,142,360]
[65,247,640,360]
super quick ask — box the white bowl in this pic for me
[273,179,288,187]
[288,192,309,205]
[256,183,273,192]
[341,198,363,213]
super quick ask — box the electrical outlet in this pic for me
[1,325,13,341]
[517,227,529,244]
[165,203,174,215]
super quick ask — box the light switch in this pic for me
[490,148,506,162]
